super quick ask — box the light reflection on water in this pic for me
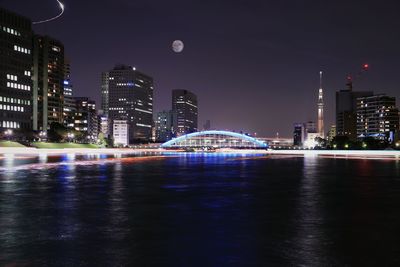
[0,153,400,266]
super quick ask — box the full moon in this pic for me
[172,40,184,53]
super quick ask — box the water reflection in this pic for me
[293,156,325,265]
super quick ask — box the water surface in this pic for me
[1,153,400,266]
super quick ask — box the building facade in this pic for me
[63,58,75,128]
[356,94,399,142]
[101,71,109,116]
[113,120,128,146]
[107,64,153,143]
[98,115,109,137]
[172,89,198,136]
[336,89,373,140]
[154,110,175,142]
[33,35,65,131]
[327,125,337,143]
[0,8,33,131]
[293,123,305,146]
[73,97,98,140]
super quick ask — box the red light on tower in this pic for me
[363,63,369,70]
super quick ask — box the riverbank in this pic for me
[0,147,167,155]
[0,147,400,159]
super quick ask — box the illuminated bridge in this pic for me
[161,130,268,149]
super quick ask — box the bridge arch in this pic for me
[161,130,268,149]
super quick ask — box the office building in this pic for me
[172,89,198,136]
[106,64,153,143]
[327,125,337,143]
[63,58,75,128]
[33,35,65,131]
[293,123,305,146]
[336,88,373,140]
[154,110,175,142]
[113,120,128,146]
[0,8,33,131]
[357,94,399,142]
[101,71,109,116]
[73,97,98,140]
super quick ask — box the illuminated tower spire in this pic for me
[317,71,324,138]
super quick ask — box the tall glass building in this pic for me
[63,58,75,128]
[33,35,65,131]
[154,110,175,142]
[105,64,153,143]
[0,8,33,131]
[172,89,198,136]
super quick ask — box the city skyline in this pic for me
[1,0,400,136]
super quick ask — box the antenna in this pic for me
[319,71,323,88]
[346,64,369,91]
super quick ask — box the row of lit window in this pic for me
[0,104,25,112]
[74,120,88,123]
[7,82,31,91]
[116,83,134,87]
[6,74,17,81]
[2,26,21,36]
[14,45,30,54]
[75,127,88,131]
[24,71,31,76]
[0,96,30,105]
[136,123,152,128]
[135,108,152,114]
[2,121,20,129]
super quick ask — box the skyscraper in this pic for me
[106,64,153,143]
[172,89,198,136]
[63,58,75,128]
[73,97,98,140]
[336,88,373,140]
[33,35,65,131]
[101,71,109,116]
[356,94,399,142]
[0,8,33,131]
[154,110,175,142]
[293,123,305,146]
[317,71,324,138]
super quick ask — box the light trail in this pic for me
[0,155,171,172]
[33,0,65,24]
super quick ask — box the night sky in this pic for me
[2,0,400,137]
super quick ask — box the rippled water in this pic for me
[1,153,400,266]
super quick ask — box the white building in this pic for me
[304,132,321,148]
[113,120,129,147]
